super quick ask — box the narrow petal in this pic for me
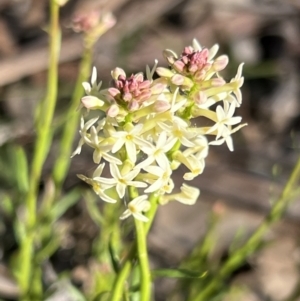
[132,212,149,222]
[116,183,126,198]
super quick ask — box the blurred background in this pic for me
[0,0,300,300]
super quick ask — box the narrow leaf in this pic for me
[13,145,29,194]
[151,268,207,279]
[50,188,81,220]
[108,235,120,273]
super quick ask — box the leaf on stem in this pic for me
[151,268,207,279]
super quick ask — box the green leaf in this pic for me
[35,235,61,263]
[13,145,29,194]
[108,235,120,273]
[0,192,14,216]
[92,291,111,301]
[49,188,81,220]
[0,144,28,191]
[0,145,14,185]
[151,268,207,279]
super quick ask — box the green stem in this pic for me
[135,218,151,301]
[26,0,60,229]
[20,1,60,297]
[110,260,132,301]
[52,45,92,193]
[110,194,158,301]
[194,156,300,301]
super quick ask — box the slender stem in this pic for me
[25,0,60,229]
[110,194,158,301]
[110,260,132,301]
[194,156,300,301]
[52,45,92,193]
[135,218,151,301]
[19,1,60,297]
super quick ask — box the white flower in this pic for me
[82,66,102,95]
[77,163,117,203]
[172,151,205,180]
[158,120,196,147]
[111,123,145,163]
[135,131,176,169]
[120,195,151,222]
[230,63,244,105]
[206,100,242,140]
[71,116,99,158]
[84,125,122,165]
[95,163,147,199]
[160,184,200,205]
[143,162,173,193]
[184,135,209,160]
[209,122,247,151]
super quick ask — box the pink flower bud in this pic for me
[72,11,100,33]
[171,75,194,89]
[81,96,104,109]
[106,104,119,117]
[101,12,116,31]
[154,100,171,112]
[213,55,229,71]
[151,82,166,94]
[173,60,185,72]
[171,74,185,85]
[108,87,120,97]
[138,90,152,102]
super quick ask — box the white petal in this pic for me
[82,82,91,94]
[226,116,242,125]
[132,212,149,222]
[91,66,97,85]
[192,39,202,51]
[125,141,136,163]
[208,44,219,60]
[110,163,121,180]
[120,209,131,220]
[99,191,117,203]
[116,183,126,198]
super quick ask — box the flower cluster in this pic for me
[73,39,246,222]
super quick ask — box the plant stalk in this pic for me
[20,0,60,297]
[110,194,158,301]
[52,45,92,193]
[135,218,151,301]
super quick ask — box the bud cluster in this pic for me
[73,39,246,222]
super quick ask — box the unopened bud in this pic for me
[156,67,174,78]
[171,74,194,89]
[154,100,171,112]
[171,74,184,85]
[108,87,120,98]
[106,104,119,117]
[173,60,185,72]
[111,67,126,81]
[151,82,166,94]
[81,96,104,109]
[213,55,229,71]
[72,11,100,33]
